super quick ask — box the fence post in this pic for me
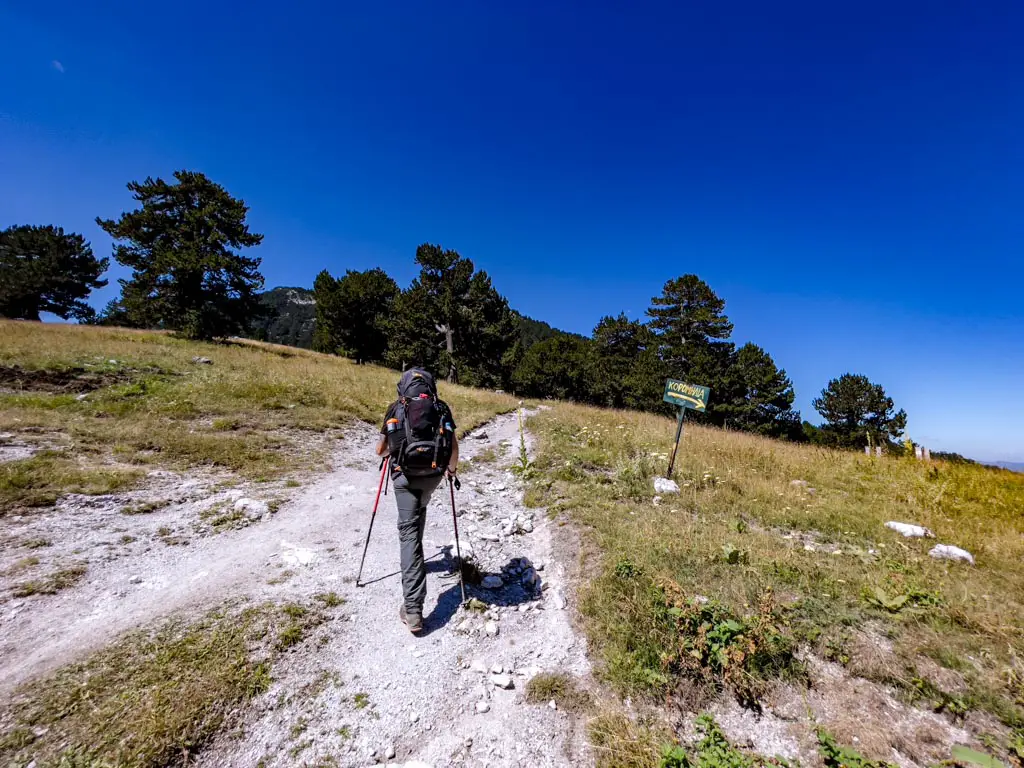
[865,446,871,456]
[875,446,882,457]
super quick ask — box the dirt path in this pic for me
[0,412,591,767]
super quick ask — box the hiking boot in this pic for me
[399,605,423,634]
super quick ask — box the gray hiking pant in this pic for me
[393,473,443,613]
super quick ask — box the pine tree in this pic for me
[0,225,108,321]
[96,171,264,340]
[591,314,667,411]
[312,268,398,363]
[647,275,733,373]
[723,343,802,438]
[384,244,517,385]
[512,335,600,402]
[812,374,907,449]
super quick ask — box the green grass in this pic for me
[0,602,316,768]
[527,403,1024,765]
[12,563,87,597]
[0,451,140,512]
[0,321,517,507]
[524,672,592,712]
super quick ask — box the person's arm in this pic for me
[375,435,388,457]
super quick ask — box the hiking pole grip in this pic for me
[449,476,467,605]
[356,457,389,587]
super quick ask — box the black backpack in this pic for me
[385,369,453,477]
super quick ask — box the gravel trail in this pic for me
[1,411,591,767]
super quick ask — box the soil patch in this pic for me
[0,365,136,394]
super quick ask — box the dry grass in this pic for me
[525,671,592,713]
[0,321,517,509]
[526,403,1024,764]
[0,598,338,767]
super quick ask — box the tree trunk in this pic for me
[446,326,456,383]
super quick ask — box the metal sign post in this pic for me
[662,379,711,479]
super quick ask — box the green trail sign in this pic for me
[663,379,710,412]
[662,379,711,478]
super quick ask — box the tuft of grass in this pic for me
[524,672,591,713]
[0,603,292,768]
[267,569,295,585]
[660,714,792,768]
[122,498,171,515]
[23,537,52,549]
[817,729,895,768]
[0,451,140,512]
[353,692,370,710]
[13,563,87,597]
[313,591,345,607]
[4,555,40,576]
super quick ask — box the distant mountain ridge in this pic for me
[249,287,316,348]
[991,461,1024,473]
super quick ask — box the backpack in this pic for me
[385,369,454,477]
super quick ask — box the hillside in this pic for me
[2,321,1023,768]
[249,286,317,348]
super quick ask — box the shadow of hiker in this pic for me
[422,583,464,636]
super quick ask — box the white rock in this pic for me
[234,497,270,516]
[409,711,420,723]
[481,575,504,589]
[552,591,568,610]
[885,521,934,538]
[129,575,143,584]
[480,533,500,543]
[521,568,541,590]
[475,701,491,714]
[491,663,504,674]
[929,544,975,565]
[653,477,680,494]
[484,621,499,637]
[470,659,488,673]
[385,746,397,760]
[548,700,557,710]
[490,673,514,689]
[520,518,534,533]
[790,479,809,487]
[280,542,317,566]
[191,356,213,364]
[652,495,662,506]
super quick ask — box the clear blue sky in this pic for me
[2,1,1022,462]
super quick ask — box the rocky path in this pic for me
[0,411,591,767]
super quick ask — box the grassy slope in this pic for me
[0,321,516,510]
[526,404,1024,766]
[4,322,1024,766]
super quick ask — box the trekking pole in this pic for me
[448,474,468,606]
[356,457,389,587]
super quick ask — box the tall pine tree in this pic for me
[384,244,517,385]
[97,171,263,340]
[312,268,398,363]
[0,225,108,321]
[813,374,907,449]
[591,314,667,411]
[647,274,733,374]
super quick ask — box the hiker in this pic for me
[375,368,459,634]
